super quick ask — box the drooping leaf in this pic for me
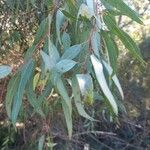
[61,99,72,139]
[103,13,144,63]
[101,31,118,72]
[56,78,72,138]
[90,54,118,115]
[56,78,72,113]
[101,0,143,24]
[0,65,12,79]
[72,77,94,120]
[34,18,48,45]
[5,74,20,118]
[61,44,81,60]
[102,60,124,99]
[56,9,65,45]
[27,82,45,117]
[11,59,35,124]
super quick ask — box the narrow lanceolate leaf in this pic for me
[0,65,12,79]
[56,10,65,45]
[27,84,45,117]
[55,59,77,73]
[48,40,60,64]
[11,59,35,124]
[103,14,144,63]
[62,32,71,50]
[101,31,118,72]
[76,74,94,105]
[56,78,72,138]
[72,77,94,121]
[90,55,118,115]
[101,0,143,24]
[5,74,20,118]
[61,44,81,60]
[56,78,72,114]
[38,135,45,150]
[41,41,60,71]
[102,60,124,99]
[34,17,48,45]
[62,99,72,139]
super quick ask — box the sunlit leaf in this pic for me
[101,0,143,24]
[91,54,118,115]
[102,60,124,99]
[103,13,144,63]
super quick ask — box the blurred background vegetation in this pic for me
[0,0,150,149]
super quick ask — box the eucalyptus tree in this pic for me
[4,0,144,144]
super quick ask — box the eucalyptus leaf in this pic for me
[91,54,118,115]
[11,59,35,124]
[55,59,77,73]
[61,44,81,60]
[72,77,94,121]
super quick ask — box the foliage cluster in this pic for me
[0,0,145,149]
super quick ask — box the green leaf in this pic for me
[55,59,77,73]
[103,14,144,63]
[5,74,20,118]
[76,74,94,105]
[0,65,12,79]
[72,77,94,121]
[101,0,143,24]
[41,40,60,71]
[61,44,81,60]
[56,9,65,45]
[38,135,45,150]
[102,60,124,99]
[56,78,72,138]
[27,83,45,117]
[101,31,118,72]
[61,10,76,20]
[56,78,72,113]
[62,32,71,50]
[48,40,60,64]
[11,59,35,124]
[34,18,48,45]
[61,99,72,139]
[90,54,118,115]
[40,51,55,71]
